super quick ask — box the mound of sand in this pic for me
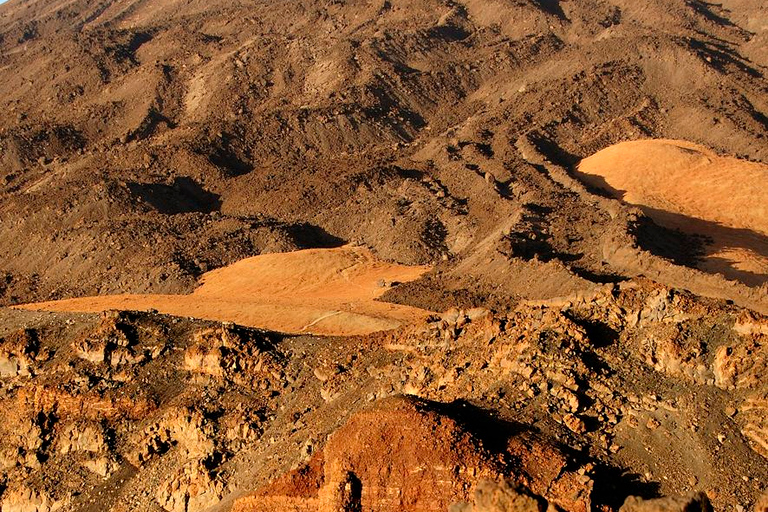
[15,246,432,336]
[575,139,768,286]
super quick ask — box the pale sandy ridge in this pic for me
[575,139,768,286]
[15,246,433,336]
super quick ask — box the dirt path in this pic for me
[15,246,433,336]
[575,139,768,286]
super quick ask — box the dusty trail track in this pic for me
[16,246,432,336]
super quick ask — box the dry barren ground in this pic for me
[2,281,768,512]
[1,0,768,511]
[15,246,432,336]
[1,0,767,310]
[576,140,768,286]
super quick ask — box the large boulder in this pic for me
[232,396,591,512]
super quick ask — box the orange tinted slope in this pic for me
[15,246,432,336]
[575,139,768,285]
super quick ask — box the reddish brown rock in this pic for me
[233,396,591,512]
[0,329,38,378]
[449,479,545,512]
[619,493,712,512]
[755,493,768,512]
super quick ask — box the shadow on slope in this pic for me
[578,173,768,287]
[128,177,221,214]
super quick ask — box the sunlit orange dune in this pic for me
[15,246,433,336]
[575,139,768,286]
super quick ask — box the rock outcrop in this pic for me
[0,485,67,512]
[449,480,545,512]
[183,326,281,388]
[156,460,224,512]
[0,330,39,378]
[619,493,713,512]
[0,282,766,511]
[233,396,592,512]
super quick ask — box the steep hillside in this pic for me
[0,0,766,310]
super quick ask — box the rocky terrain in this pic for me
[2,281,768,512]
[0,0,767,510]
[0,0,767,308]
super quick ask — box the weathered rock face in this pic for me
[0,311,283,512]
[449,479,545,512]
[713,340,768,391]
[505,434,592,512]
[72,313,158,368]
[183,326,281,388]
[711,311,768,395]
[56,422,107,455]
[55,421,117,477]
[518,281,768,464]
[1,281,767,511]
[127,407,216,466]
[711,324,768,455]
[619,493,713,512]
[0,415,42,472]
[0,485,67,512]
[737,393,768,459]
[318,397,503,512]
[0,329,39,378]
[233,396,592,512]
[155,460,224,512]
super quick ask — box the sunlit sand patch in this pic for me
[15,246,433,336]
[576,139,768,286]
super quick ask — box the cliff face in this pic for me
[233,396,591,512]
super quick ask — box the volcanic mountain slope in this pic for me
[0,0,766,310]
[1,1,768,512]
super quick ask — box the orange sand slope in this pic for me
[16,246,433,336]
[576,139,768,286]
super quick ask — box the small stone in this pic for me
[563,414,586,434]
[313,367,330,382]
